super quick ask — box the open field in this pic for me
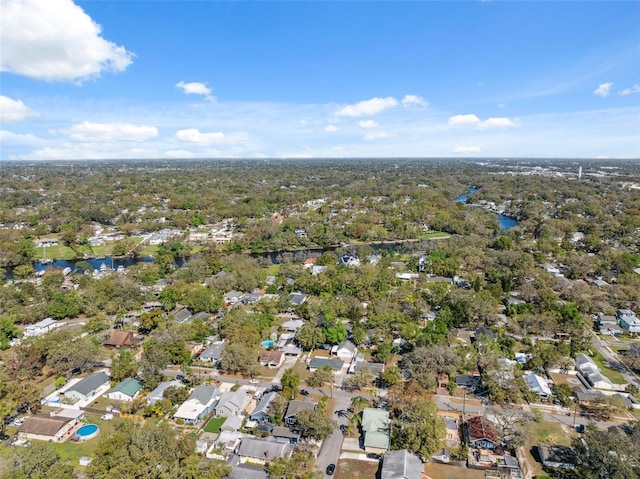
[591,352,627,384]
[203,416,226,433]
[424,462,487,479]
[335,458,380,479]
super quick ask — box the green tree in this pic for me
[373,342,394,364]
[4,441,74,479]
[110,349,138,383]
[307,365,333,388]
[295,323,325,351]
[380,365,403,388]
[294,407,337,441]
[0,315,20,349]
[220,342,259,375]
[281,368,300,399]
[391,396,445,461]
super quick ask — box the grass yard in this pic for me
[590,352,627,384]
[424,463,486,479]
[203,416,226,433]
[524,421,575,477]
[335,458,380,479]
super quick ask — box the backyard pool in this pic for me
[76,423,100,441]
[261,340,275,348]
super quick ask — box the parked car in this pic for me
[300,389,309,396]
[249,379,259,384]
[0,433,10,441]
[13,418,25,427]
[326,464,336,475]
[100,413,114,421]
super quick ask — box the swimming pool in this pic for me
[261,340,275,348]
[76,424,99,440]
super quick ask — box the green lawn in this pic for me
[203,417,226,433]
[591,352,627,384]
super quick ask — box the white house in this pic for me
[333,340,357,361]
[23,317,64,337]
[107,378,144,402]
[215,390,251,417]
[524,373,552,398]
[174,385,220,425]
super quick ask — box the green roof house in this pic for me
[362,407,390,453]
[107,378,144,402]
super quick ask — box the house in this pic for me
[466,416,498,450]
[147,380,185,405]
[456,374,482,391]
[227,464,269,479]
[441,416,460,447]
[174,385,220,425]
[199,341,226,365]
[311,265,327,275]
[259,350,285,369]
[236,437,293,465]
[142,301,163,312]
[107,378,144,402]
[281,319,304,331]
[173,308,192,323]
[524,373,552,399]
[380,449,423,479]
[250,391,278,422]
[308,357,344,372]
[272,425,300,444]
[215,390,250,417]
[339,254,360,267]
[353,361,385,378]
[23,317,63,337]
[224,291,244,305]
[284,399,316,426]
[620,315,640,334]
[333,339,357,361]
[191,311,212,322]
[103,330,135,349]
[537,444,577,469]
[362,407,390,453]
[242,293,262,304]
[575,353,614,389]
[17,413,81,443]
[220,414,244,432]
[64,371,110,403]
[499,454,522,478]
[289,292,307,306]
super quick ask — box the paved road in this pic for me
[590,331,640,389]
[314,391,351,477]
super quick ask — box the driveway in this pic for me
[314,393,351,476]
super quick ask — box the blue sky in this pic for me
[1,0,639,160]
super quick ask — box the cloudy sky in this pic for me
[1,0,639,161]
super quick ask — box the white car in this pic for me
[249,379,259,384]
[13,418,25,427]
[100,413,114,421]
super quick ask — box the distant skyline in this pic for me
[1,0,639,161]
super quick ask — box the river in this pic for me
[454,187,518,230]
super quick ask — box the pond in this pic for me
[455,187,518,231]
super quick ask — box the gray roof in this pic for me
[251,391,278,420]
[272,426,300,439]
[308,357,344,371]
[237,437,293,461]
[147,380,185,404]
[174,308,192,322]
[227,464,268,479]
[221,414,244,431]
[217,390,248,412]
[289,293,307,305]
[337,339,357,353]
[285,399,316,419]
[200,341,226,361]
[189,384,219,405]
[68,371,110,396]
[381,449,423,479]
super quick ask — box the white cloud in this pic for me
[448,114,517,129]
[358,120,378,129]
[325,125,340,132]
[619,84,640,96]
[0,0,134,83]
[401,94,428,107]
[364,131,390,141]
[593,82,613,97]
[174,128,246,145]
[59,121,158,141]
[0,130,43,144]
[448,114,481,126]
[175,81,214,100]
[0,96,38,122]
[452,146,481,154]
[477,117,517,129]
[335,97,398,117]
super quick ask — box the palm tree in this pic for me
[350,395,370,414]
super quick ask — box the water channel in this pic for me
[454,187,519,231]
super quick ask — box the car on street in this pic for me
[326,464,336,475]
[300,389,309,395]
[249,379,260,384]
